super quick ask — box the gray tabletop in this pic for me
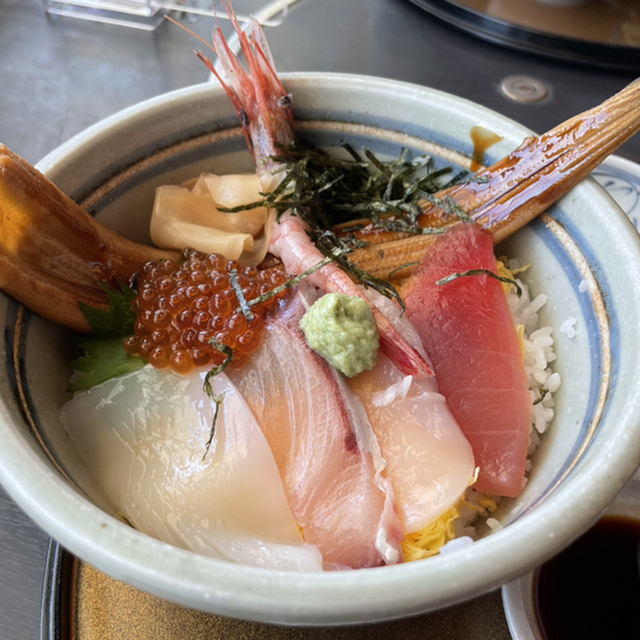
[1,1,639,638]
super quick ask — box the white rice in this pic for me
[486,517,503,532]
[507,265,559,452]
[560,316,578,338]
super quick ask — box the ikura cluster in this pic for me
[124,250,289,374]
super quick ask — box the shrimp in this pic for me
[175,2,433,377]
[168,2,294,188]
[270,213,434,376]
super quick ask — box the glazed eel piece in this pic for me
[0,145,177,332]
[346,78,640,280]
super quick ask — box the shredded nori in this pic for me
[422,194,474,223]
[74,143,495,455]
[533,387,549,406]
[218,141,482,308]
[258,142,460,233]
[201,337,236,459]
[436,269,523,297]
[202,392,225,461]
[387,261,420,280]
[229,269,255,322]
[234,256,335,315]
[204,337,235,385]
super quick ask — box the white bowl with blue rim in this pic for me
[502,156,640,640]
[1,73,640,625]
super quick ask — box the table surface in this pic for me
[1,1,639,638]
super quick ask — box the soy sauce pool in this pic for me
[535,516,640,639]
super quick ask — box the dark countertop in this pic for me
[3,0,639,166]
[1,1,638,638]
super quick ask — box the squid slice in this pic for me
[60,367,323,571]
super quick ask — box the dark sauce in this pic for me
[469,125,503,172]
[535,515,640,639]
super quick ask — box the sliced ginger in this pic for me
[2,79,640,330]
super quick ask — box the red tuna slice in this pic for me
[400,223,531,497]
[228,284,403,569]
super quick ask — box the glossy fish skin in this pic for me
[0,145,177,332]
[229,285,403,569]
[400,223,531,498]
[1,79,639,333]
[347,79,640,282]
[60,367,323,571]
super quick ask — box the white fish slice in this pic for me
[350,292,475,534]
[60,366,323,572]
[229,284,403,569]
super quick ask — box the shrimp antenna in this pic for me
[165,15,217,57]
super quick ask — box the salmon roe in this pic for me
[124,250,289,374]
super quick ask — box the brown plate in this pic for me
[41,542,510,640]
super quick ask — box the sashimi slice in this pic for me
[349,294,475,534]
[60,367,323,572]
[400,223,532,497]
[229,285,403,569]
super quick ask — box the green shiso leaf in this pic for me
[69,281,143,392]
[78,281,137,338]
[67,336,146,392]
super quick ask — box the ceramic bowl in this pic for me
[2,73,640,625]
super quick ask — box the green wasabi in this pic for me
[299,293,379,378]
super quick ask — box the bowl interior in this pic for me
[2,74,640,625]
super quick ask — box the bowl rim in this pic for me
[501,573,541,640]
[2,72,640,625]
